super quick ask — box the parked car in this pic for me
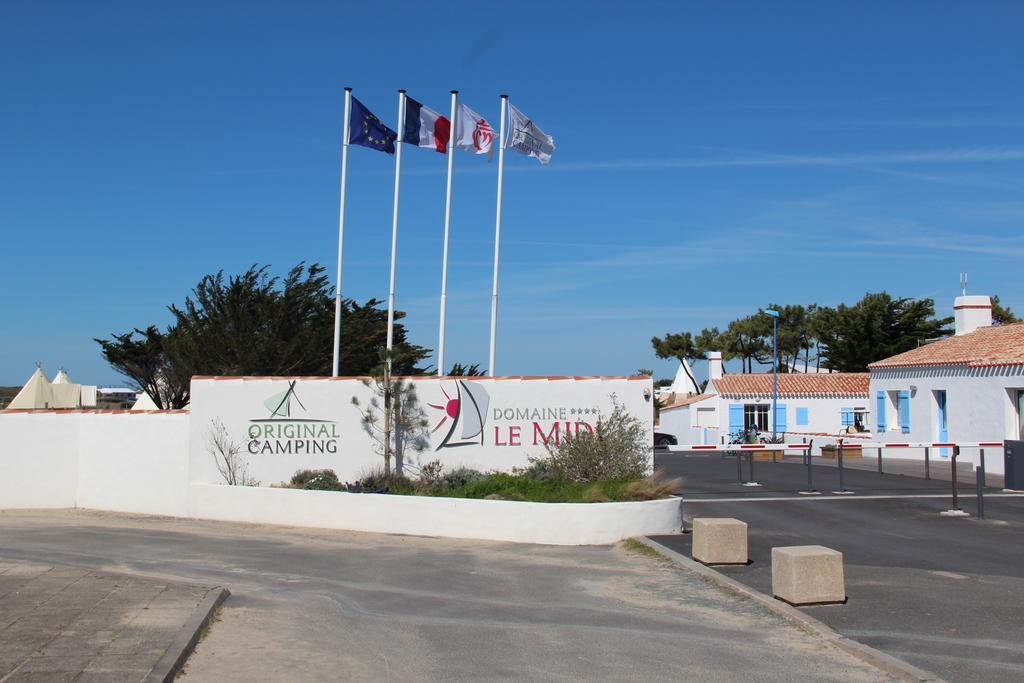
[654,432,677,447]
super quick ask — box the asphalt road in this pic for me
[0,509,889,682]
[653,451,1024,682]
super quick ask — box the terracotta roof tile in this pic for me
[712,373,869,398]
[659,393,716,411]
[869,323,1024,368]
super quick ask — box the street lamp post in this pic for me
[766,308,780,440]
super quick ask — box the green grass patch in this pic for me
[621,538,665,559]
[414,472,661,503]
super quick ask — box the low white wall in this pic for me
[77,413,191,516]
[189,483,682,545]
[0,413,80,508]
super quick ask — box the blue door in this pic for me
[936,390,949,457]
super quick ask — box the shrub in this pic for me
[435,467,486,490]
[513,458,555,481]
[344,466,416,495]
[290,469,343,491]
[416,459,444,489]
[533,396,651,483]
[622,475,682,500]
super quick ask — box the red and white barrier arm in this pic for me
[665,443,811,452]
[845,441,1002,449]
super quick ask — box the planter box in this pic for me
[821,445,862,459]
[188,483,683,546]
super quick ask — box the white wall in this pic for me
[0,376,671,546]
[189,376,654,486]
[77,412,190,516]
[869,364,1024,474]
[0,413,80,508]
[189,483,682,545]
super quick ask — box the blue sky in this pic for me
[2,1,1022,387]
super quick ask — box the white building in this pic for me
[868,295,1024,474]
[658,351,869,445]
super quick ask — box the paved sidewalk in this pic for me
[0,509,891,682]
[0,559,222,682]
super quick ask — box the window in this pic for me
[743,404,769,432]
[887,391,901,431]
[841,407,869,432]
[796,407,809,426]
[696,407,715,428]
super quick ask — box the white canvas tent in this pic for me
[7,367,80,410]
[6,366,97,410]
[131,391,159,411]
[667,358,700,395]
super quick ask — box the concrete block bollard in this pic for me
[771,545,846,605]
[692,517,748,565]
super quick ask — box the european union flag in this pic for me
[349,96,396,154]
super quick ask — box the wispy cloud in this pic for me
[535,147,1024,172]
[836,117,1024,129]
[399,146,1024,178]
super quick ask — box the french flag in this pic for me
[403,96,450,153]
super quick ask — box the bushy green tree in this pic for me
[97,262,430,408]
[818,292,951,371]
[991,295,1019,325]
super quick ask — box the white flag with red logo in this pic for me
[454,103,494,160]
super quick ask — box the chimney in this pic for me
[954,295,992,336]
[707,351,724,381]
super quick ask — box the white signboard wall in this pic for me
[189,376,654,486]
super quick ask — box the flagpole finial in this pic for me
[398,89,406,94]
[500,93,508,98]
[451,89,458,94]
[344,86,352,92]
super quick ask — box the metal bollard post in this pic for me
[951,445,961,511]
[924,447,930,480]
[838,441,846,492]
[979,448,987,487]
[749,452,756,482]
[976,466,985,519]
[878,446,883,475]
[736,451,743,484]
[806,447,814,492]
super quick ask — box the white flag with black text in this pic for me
[507,104,555,165]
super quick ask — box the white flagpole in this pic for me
[331,87,352,377]
[488,95,508,377]
[385,90,407,373]
[437,90,458,376]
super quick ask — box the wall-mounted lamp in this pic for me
[643,388,652,402]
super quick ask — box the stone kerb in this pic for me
[771,545,846,606]
[692,517,748,565]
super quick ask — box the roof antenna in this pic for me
[959,272,968,296]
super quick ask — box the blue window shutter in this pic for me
[898,390,911,433]
[796,407,809,426]
[775,404,787,433]
[728,404,743,434]
[841,407,853,427]
[876,391,886,432]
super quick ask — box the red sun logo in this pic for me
[428,386,460,432]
